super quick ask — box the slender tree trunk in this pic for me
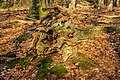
[69,0,76,9]
[98,0,105,8]
[108,0,113,11]
[30,0,51,20]
[116,0,120,6]
[30,0,40,19]
[39,0,48,20]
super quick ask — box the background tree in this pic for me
[29,0,40,19]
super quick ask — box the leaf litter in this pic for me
[0,6,120,80]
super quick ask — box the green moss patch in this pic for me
[5,52,16,57]
[36,57,68,78]
[7,58,20,69]
[0,69,2,74]
[36,57,53,78]
[104,26,120,33]
[7,54,37,69]
[78,54,96,70]
[7,58,30,69]
[50,65,68,75]
[26,54,38,61]
[16,33,32,42]
[76,26,105,40]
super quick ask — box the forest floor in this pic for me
[0,6,120,80]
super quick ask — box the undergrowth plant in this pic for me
[7,54,68,79]
[7,54,37,69]
[36,57,68,79]
[78,54,96,70]
[16,33,32,43]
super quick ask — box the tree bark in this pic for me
[69,0,76,9]
[116,0,120,6]
[30,0,40,19]
[98,0,105,8]
[108,0,113,11]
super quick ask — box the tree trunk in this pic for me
[69,0,76,9]
[39,0,48,20]
[116,0,120,6]
[98,0,105,8]
[30,0,51,20]
[108,0,113,11]
[30,0,40,19]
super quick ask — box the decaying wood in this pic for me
[41,5,73,23]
